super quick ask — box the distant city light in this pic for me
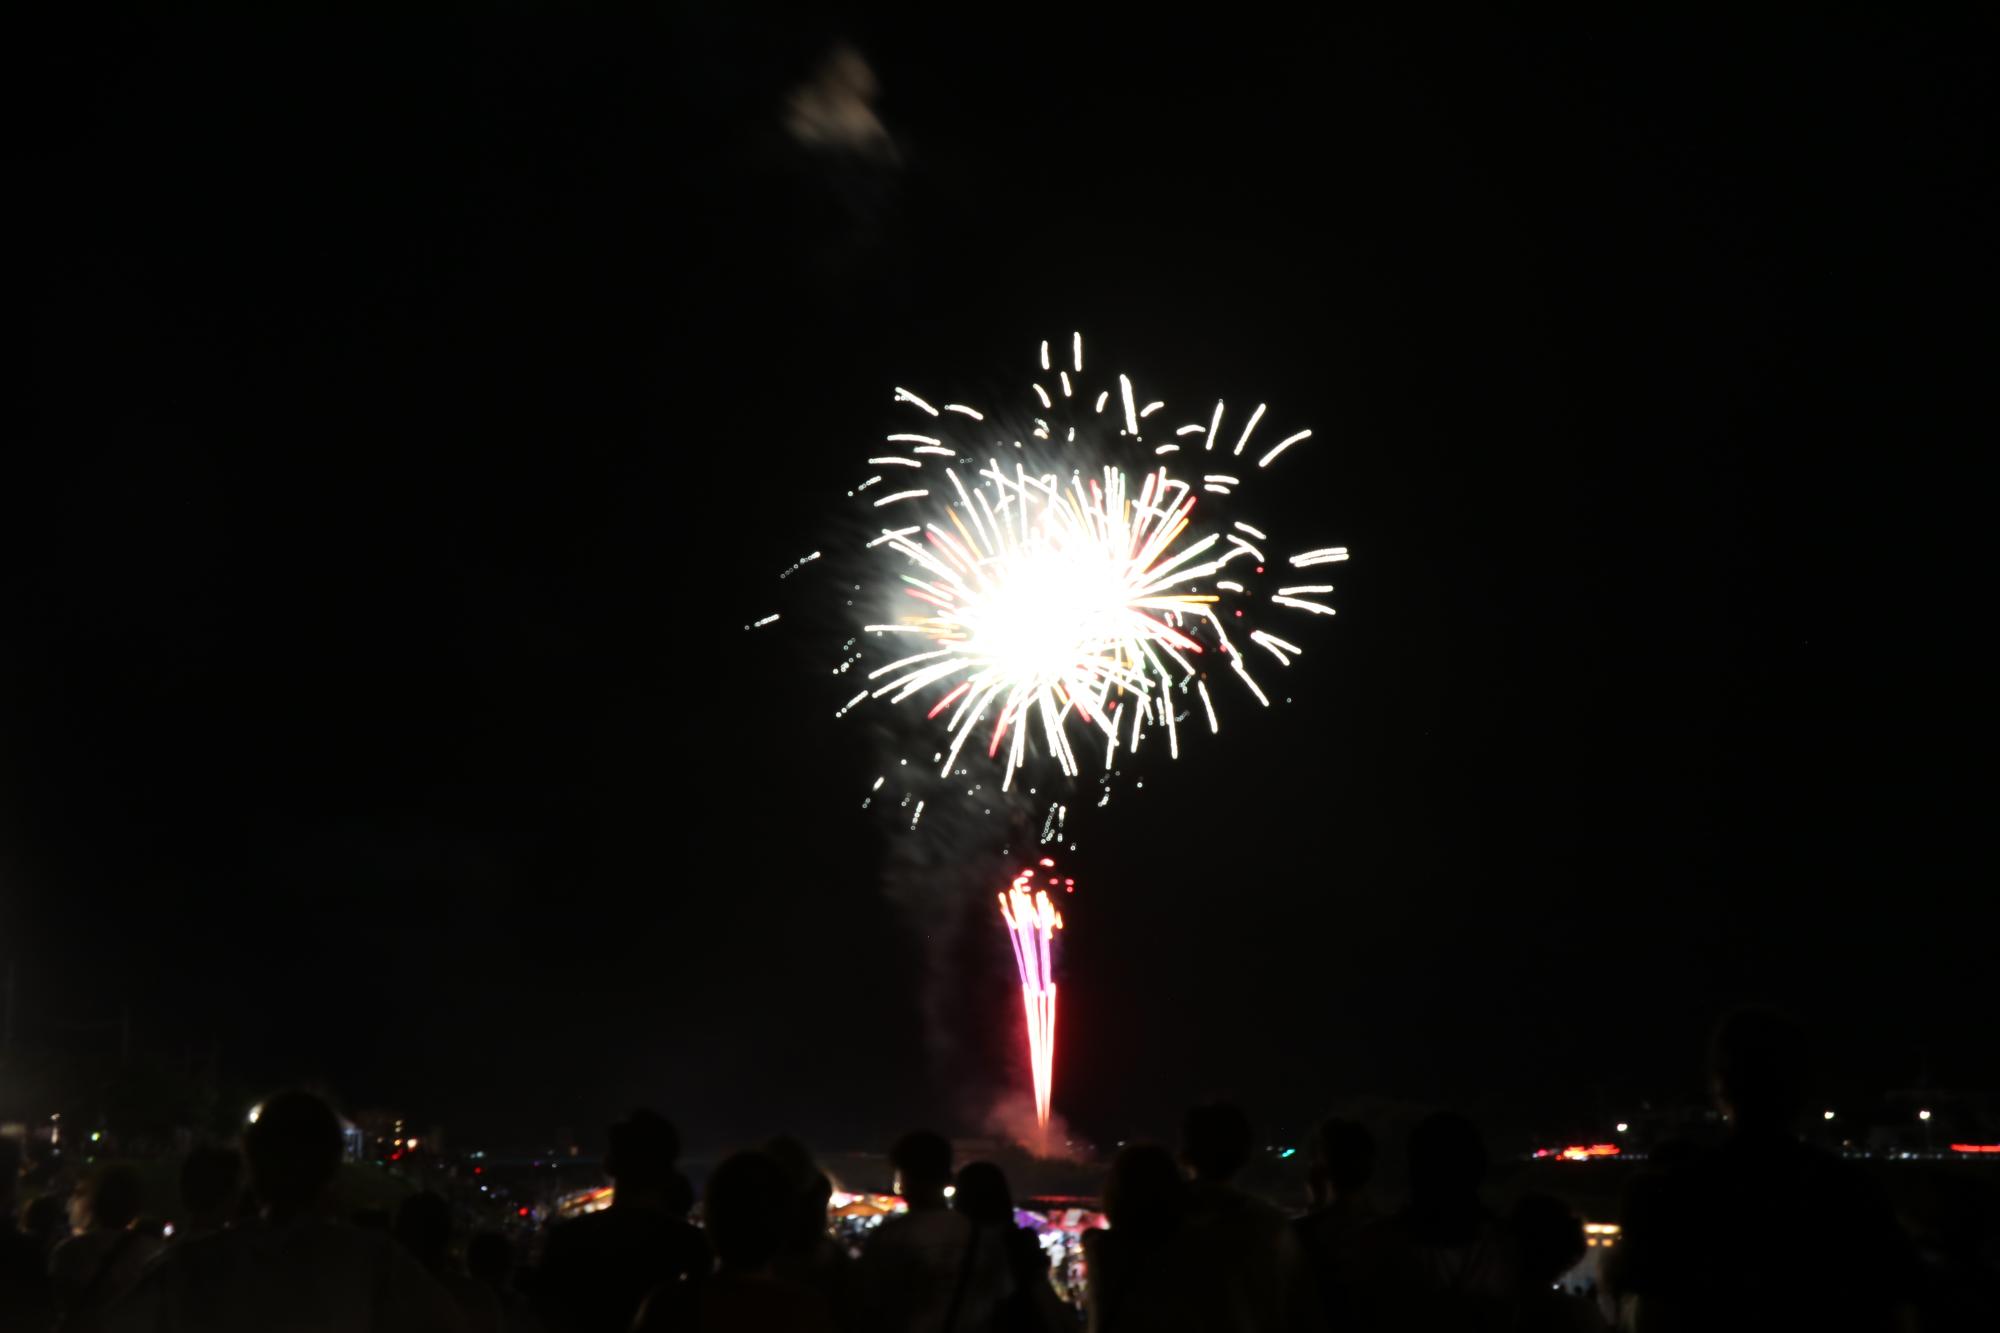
[1615,1122,1628,1133]
[248,1103,264,1125]
[1919,1109,1933,1121]
[90,1131,101,1143]
[1534,1143,1622,1161]
[1824,1110,1836,1120]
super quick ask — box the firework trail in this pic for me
[999,859,1069,1138]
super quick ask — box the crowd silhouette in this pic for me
[2,1010,1994,1331]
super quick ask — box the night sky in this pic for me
[14,15,1994,1153]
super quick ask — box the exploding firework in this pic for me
[769,335,1349,1137]
[999,859,1067,1137]
[830,333,1347,814]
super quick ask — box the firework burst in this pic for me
[833,333,1347,809]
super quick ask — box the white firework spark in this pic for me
[845,335,1346,793]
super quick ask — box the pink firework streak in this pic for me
[999,859,1070,1139]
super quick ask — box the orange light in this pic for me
[1549,1143,1622,1161]
[1951,1143,2000,1153]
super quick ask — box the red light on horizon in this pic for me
[1951,1143,2000,1154]
[1543,1143,1621,1161]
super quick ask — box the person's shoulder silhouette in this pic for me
[635,1150,835,1333]
[0,1136,57,1331]
[1295,1117,1377,1328]
[535,1109,706,1333]
[1619,1010,1918,1332]
[1352,1110,1517,1332]
[106,1088,459,1333]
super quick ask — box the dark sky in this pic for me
[14,14,1994,1153]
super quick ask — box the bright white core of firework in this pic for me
[968,534,1136,683]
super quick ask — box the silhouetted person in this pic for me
[396,1192,502,1333]
[1294,1117,1377,1328]
[1179,1102,1322,1333]
[176,1148,243,1244]
[1353,1110,1517,1332]
[634,1150,837,1332]
[762,1136,857,1330]
[859,1130,1011,1333]
[25,1192,69,1259]
[104,1088,459,1332]
[1508,1195,1606,1333]
[1082,1142,1213,1333]
[533,1109,707,1333]
[51,1164,163,1328]
[1899,1166,2000,1333]
[953,1161,1070,1333]
[666,1171,697,1223]
[0,1135,57,1332]
[467,1233,545,1333]
[1617,1009,1918,1332]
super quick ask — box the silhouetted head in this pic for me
[1103,1143,1186,1249]
[243,1090,344,1219]
[665,1169,696,1220]
[1181,1101,1254,1183]
[1308,1118,1376,1207]
[180,1146,243,1228]
[1407,1112,1486,1214]
[953,1161,1015,1227]
[81,1164,145,1231]
[25,1192,65,1242]
[467,1231,513,1288]
[764,1135,834,1252]
[1709,1008,1808,1133]
[605,1109,680,1202]
[0,1136,21,1211]
[394,1191,453,1270]
[1510,1194,1586,1285]
[705,1151,788,1274]
[764,1135,817,1192]
[890,1130,953,1208]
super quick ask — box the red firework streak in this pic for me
[999,859,1069,1144]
